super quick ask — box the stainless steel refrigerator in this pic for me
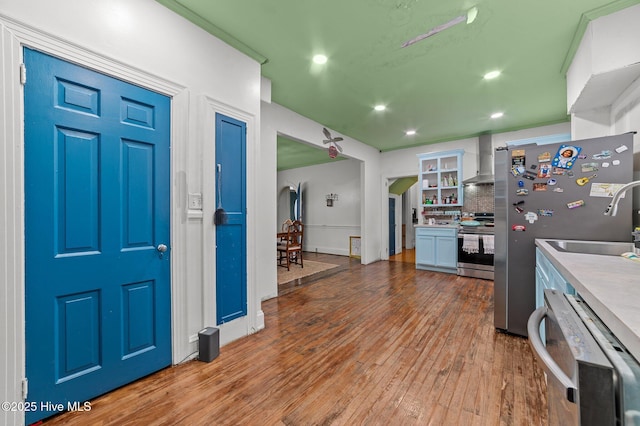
[494,133,635,337]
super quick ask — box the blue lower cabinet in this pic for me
[415,227,457,273]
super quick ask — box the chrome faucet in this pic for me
[604,180,640,250]
[603,180,640,216]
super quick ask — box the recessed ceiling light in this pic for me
[312,54,328,64]
[374,104,386,111]
[406,130,416,136]
[484,70,501,80]
[466,6,478,24]
[491,112,504,119]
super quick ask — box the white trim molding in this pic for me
[199,94,264,342]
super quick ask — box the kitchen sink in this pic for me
[547,240,635,256]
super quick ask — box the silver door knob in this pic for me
[157,244,168,253]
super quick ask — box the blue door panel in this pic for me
[24,48,171,423]
[122,281,156,357]
[215,113,247,324]
[56,128,100,253]
[56,78,101,116]
[123,141,155,247]
[56,291,102,382]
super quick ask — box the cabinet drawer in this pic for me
[416,227,457,238]
[535,248,551,282]
[536,248,572,294]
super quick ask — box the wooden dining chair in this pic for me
[277,220,303,270]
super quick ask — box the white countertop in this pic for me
[536,238,640,360]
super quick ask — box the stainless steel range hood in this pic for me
[463,134,494,185]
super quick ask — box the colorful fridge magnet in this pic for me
[537,209,554,217]
[552,145,581,169]
[615,145,628,153]
[592,150,612,160]
[612,160,621,166]
[511,165,525,176]
[514,206,524,213]
[589,183,626,198]
[567,200,585,209]
[524,212,539,223]
[538,152,551,162]
[512,224,526,231]
[518,180,525,187]
[547,178,557,186]
[601,162,610,168]
[552,167,566,175]
[581,163,598,173]
[552,187,564,193]
[511,149,526,166]
[578,154,587,159]
[516,188,529,196]
[522,170,537,180]
[576,173,597,186]
[533,183,547,191]
[537,163,551,178]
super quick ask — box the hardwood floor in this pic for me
[389,248,416,264]
[43,253,547,426]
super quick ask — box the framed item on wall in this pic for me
[349,236,361,258]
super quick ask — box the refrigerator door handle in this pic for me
[527,306,578,403]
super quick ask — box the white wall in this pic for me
[567,4,640,113]
[0,1,269,423]
[278,159,361,254]
[262,102,382,266]
[567,4,640,227]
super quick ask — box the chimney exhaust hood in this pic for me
[463,134,494,185]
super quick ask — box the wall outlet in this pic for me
[188,193,203,210]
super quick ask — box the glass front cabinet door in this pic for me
[418,149,464,207]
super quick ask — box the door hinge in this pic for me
[22,378,28,400]
[20,63,27,85]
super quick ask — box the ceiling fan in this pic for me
[323,127,343,158]
[401,6,478,48]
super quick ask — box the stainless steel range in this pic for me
[457,212,494,280]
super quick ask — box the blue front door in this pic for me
[215,113,247,324]
[389,198,396,256]
[24,48,172,423]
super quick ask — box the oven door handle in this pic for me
[527,306,578,403]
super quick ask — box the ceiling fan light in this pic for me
[312,54,328,65]
[491,112,504,119]
[466,6,478,24]
[484,70,501,80]
[405,130,416,136]
[374,104,386,111]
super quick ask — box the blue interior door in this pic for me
[215,113,247,324]
[24,48,172,423]
[389,198,396,256]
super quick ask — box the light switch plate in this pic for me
[188,193,202,210]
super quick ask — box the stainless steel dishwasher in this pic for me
[528,289,640,425]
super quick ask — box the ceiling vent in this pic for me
[463,134,494,185]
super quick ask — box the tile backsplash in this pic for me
[463,184,495,213]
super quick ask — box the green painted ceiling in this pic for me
[389,176,419,195]
[277,136,345,171]
[158,0,639,170]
